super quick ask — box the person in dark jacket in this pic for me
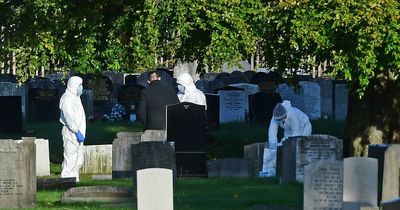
[137,70,179,130]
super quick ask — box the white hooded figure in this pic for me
[59,76,86,182]
[176,73,207,109]
[260,100,311,177]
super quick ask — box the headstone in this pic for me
[276,81,321,119]
[81,144,112,175]
[36,177,76,190]
[250,72,268,86]
[229,83,259,95]
[207,158,250,177]
[244,143,265,177]
[112,132,142,179]
[381,198,400,210]
[131,141,176,185]
[0,96,23,133]
[83,74,114,115]
[282,135,343,183]
[124,74,139,85]
[195,79,212,94]
[61,186,132,204]
[243,70,256,83]
[315,79,334,119]
[368,144,388,205]
[343,157,378,210]
[304,160,343,210]
[35,139,50,177]
[81,89,94,117]
[382,144,400,202]
[219,89,247,122]
[0,139,36,208]
[137,168,173,210]
[141,130,167,142]
[117,84,144,115]
[335,84,348,120]
[167,102,207,177]
[0,81,27,119]
[205,93,219,128]
[227,71,248,84]
[28,87,59,121]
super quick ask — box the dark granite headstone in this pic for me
[117,84,144,115]
[166,102,207,177]
[124,75,138,85]
[0,74,17,83]
[0,96,23,133]
[228,71,247,84]
[131,141,176,185]
[205,94,219,129]
[243,70,256,83]
[37,178,76,190]
[250,72,268,86]
[83,74,113,115]
[28,88,59,122]
[368,144,388,205]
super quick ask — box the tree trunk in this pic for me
[346,73,400,156]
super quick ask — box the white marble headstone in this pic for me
[137,168,173,210]
[35,139,50,177]
[343,157,378,210]
[276,81,321,119]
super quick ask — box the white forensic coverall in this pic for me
[261,100,312,176]
[59,76,86,182]
[176,73,207,109]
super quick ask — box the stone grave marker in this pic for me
[382,144,400,203]
[381,198,400,210]
[35,139,50,177]
[167,102,207,177]
[141,130,167,142]
[117,84,144,115]
[315,79,334,119]
[218,88,247,122]
[131,141,176,185]
[304,160,343,210]
[0,139,36,208]
[282,135,343,183]
[0,96,23,133]
[335,83,349,120]
[37,177,76,190]
[276,81,321,119]
[28,78,60,122]
[82,74,114,115]
[207,158,250,177]
[243,70,256,83]
[205,93,219,128]
[124,74,138,85]
[244,142,265,176]
[81,89,94,117]
[343,157,378,210]
[137,168,173,210]
[0,81,27,119]
[112,132,142,179]
[368,144,388,205]
[81,144,112,175]
[61,186,132,204]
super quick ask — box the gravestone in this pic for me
[315,78,334,119]
[61,186,132,204]
[131,141,176,185]
[335,84,349,120]
[28,87,59,122]
[250,72,268,86]
[0,96,23,133]
[81,89,94,117]
[83,74,114,115]
[137,168,173,210]
[219,89,247,122]
[195,79,212,94]
[368,144,388,205]
[81,144,112,175]
[381,198,400,210]
[0,81,27,119]
[382,144,400,203]
[243,70,256,83]
[282,135,343,183]
[229,83,259,95]
[304,160,343,210]
[0,139,36,208]
[207,158,250,177]
[36,177,76,190]
[343,157,378,210]
[228,71,248,84]
[244,143,265,176]
[112,132,142,179]
[124,74,138,85]
[276,81,321,119]
[35,139,50,177]
[141,130,167,142]
[167,102,207,177]
[117,84,144,115]
[205,93,219,128]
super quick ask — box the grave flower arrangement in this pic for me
[103,103,126,121]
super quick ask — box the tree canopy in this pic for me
[1,0,399,96]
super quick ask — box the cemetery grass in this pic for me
[29,177,302,210]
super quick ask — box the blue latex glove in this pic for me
[75,130,85,143]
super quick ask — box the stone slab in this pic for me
[112,132,142,179]
[37,178,76,191]
[244,143,265,177]
[81,144,112,175]
[61,186,132,204]
[35,139,50,177]
[382,144,400,202]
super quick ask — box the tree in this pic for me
[259,0,400,155]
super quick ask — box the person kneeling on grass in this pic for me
[260,100,312,177]
[59,76,86,182]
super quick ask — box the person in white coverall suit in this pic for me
[176,72,207,109]
[59,76,86,182]
[260,100,312,177]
